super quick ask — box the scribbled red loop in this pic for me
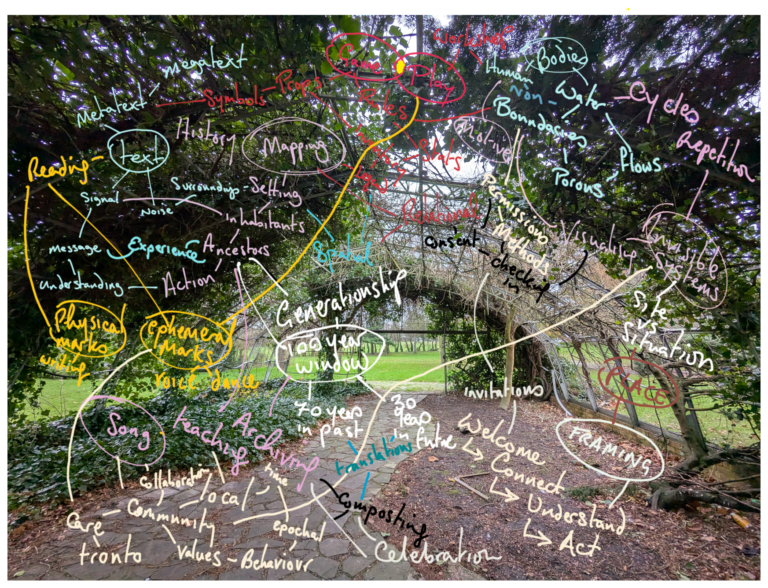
[393,51,467,106]
[325,33,401,82]
[596,356,679,410]
[79,395,167,467]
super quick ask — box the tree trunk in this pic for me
[277,346,292,375]
[645,360,709,465]
[499,305,517,410]
[651,485,760,512]
[571,339,598,402]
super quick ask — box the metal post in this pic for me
[443,320,448,395]
[566,345,598,411]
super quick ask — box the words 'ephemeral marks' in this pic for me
[79,395,166,467]
[241,117,347,177]
[138,310,235,371]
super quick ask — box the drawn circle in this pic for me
[107,129,169,174]
[276,324,385,383]
[555,418,665,483]
[520,36,589,74]
[241,117,347,176]
[453,115,514,164]
[325,32,402,82]
[50,300,127,359]
[139,310,234,370]
[596,356,680,410]
[393,52,467,105]
[643,210,728,310]
[79,395,166,467]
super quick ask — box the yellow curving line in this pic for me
[221,98,421,326]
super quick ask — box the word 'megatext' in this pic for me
[160,44,247,78]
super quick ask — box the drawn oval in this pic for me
[139,310,234,370]
[596,356,680,409]
[50,300,127,359]
[79,395,166,467]
[555,418,665,483]
[520,36,589,74]
[325,32,402,82]
[644,210,728,310]
[107,129,170,174]
[393,52,467,105]
[241,117,347,176]
[276,324,385,383]
[453,115,514,164]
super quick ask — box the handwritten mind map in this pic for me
[7,13,760,582]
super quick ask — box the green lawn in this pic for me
[566,366,758,448]
[223,350,447,383]
[26,377,156,421]
[28,351,447,420]
[28,351,758,448]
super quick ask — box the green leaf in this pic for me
[55,60,75,83]
[338,17,361,49]
[389,26,402,37]
[320,60,332,75]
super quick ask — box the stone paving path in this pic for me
[11,392,474,581]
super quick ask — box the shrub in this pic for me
[8,372,368,512]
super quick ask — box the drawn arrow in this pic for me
[461,437,484,461]
[523,518,552,546]
[489,476,520,503]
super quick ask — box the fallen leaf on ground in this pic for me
[428,456,439,462]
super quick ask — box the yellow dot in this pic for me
[395,60,405,75]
